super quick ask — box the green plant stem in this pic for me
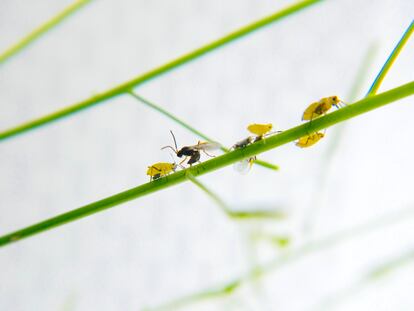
[144,280,241,311]
[150,204,414,311]
[0,0,92,65]
[186,172,284,220]
[186,172,231,213]
[1,81,413,247]
[0,0,323,141]
[315,247,414,311]
[367,19,414,95]
[303,44,378,234]
[368,248,414,279]
[128,91,279,170]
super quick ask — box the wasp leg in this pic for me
[179,157,188,166]
[202,150,215,158]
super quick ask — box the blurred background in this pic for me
[1,0,414,310]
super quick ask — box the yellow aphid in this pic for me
[302,96,341,121]
[296,132,325,148]
[147,162,177,181]
[247,123,273,136]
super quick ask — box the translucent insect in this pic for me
[247,123,273,139]
[302,96,344,121]
[147,162,177,181]
[162,131,220,166]
[295,132,325,148]
[233,156,257,174]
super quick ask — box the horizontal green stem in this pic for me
[367,19,414,95]
[129,91,279,170]
[0,0,92,65]
[1,81,413,247]
[0,0,322,141]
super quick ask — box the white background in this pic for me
[1,0,414,310]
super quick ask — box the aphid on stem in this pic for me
[247,123,274,141]
[302,96,346,121]
[231,123,278,174]
[147,162,177,181]
[296,132,325,148]
[231,136,255,150]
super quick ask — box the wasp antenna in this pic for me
[167,150,176,163]
[161,145,177,154]
[169,130,178,151]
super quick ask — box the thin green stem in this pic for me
[128,92,215,143]
[303,44,378,234]
[367,19,414,95]
[128,91,279,170]
[0,0,92,65]
[186,172,231,214]
[303,21,414,233]
[186,172,284,220]
[150,204,414,310]
[0,0,323,141]
[368,248,414,279]
[1,81,413,247]
[315,247,414,310]
[143,280,241,311]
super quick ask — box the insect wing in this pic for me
[302,102,322,120]
[233,157,255,174]
[193,141,221,151]
[296,133,324,148]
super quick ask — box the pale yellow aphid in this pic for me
[147,162,177,181]
[296,132,325,148]
[247,123,273,136]
[302,96,342,121]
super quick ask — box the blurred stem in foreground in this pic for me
[314,247,414,311]
[147,205,414,311]
[128,91,279,171]
[0,81,413,247]
[0,0,323,141]
[186,172,285,220]
[0,0,92,65]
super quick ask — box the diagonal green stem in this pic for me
[128,91,279,170]
[315,247,414,310]
[367,19,414,96]
[151,204,414,311]
[144,280,241,311]
[128,91,215,143]
[186,172,284,220]
[0,0,92,65]
[0,0,323,141]
[186,172,231,214]
[0,81,413,247]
